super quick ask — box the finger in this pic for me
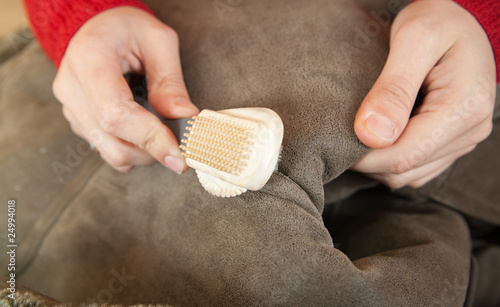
[351,87,493,175]
[67,59,184,173]
[407,163,453,188]
[136,24,199,119]
[354,1,454,149]
[367,145,473,189]
[370,160,453,189]
[408,116,491,166]
[56,68,157,168]
[62,106,156,169]
[96,136,157,169]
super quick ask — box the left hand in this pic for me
[53,7,199,174]
[350,0,497,189]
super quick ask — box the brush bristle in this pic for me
[179,108,284,198]
[180,115,256,175]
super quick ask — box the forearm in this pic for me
[23,0,154,67]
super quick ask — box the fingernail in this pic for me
[365,113,395,141]
[164,156,184,174]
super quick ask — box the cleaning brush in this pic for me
[128,76,283,197]
[180,108,284,197]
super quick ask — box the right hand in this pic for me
[53,6,199,173]
[351,0,496,188]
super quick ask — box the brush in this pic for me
[180,108,283,197]
[130,75,283,197]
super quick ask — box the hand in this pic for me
[351,0,496,188]
[53,7,199,173]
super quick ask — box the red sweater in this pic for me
[23,0,500,81]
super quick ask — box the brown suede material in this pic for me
[0,40,104,275]
[145,0,390,210]
[472,246,500,307]
[0,0,499,305]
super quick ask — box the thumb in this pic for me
[139,26,199,119]
[354,74,418,149]
[354,3,450,149]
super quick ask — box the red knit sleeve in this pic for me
[22,0,155,68]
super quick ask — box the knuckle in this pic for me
[105,150,131,168]
[389,155,420,175]
[138,136,156,153]
[161,26,179,43]
[135,121,161,153]
[483,120,494,138]
[463,144,477,156]
[473,120,493,143]
[148,25,179,46]
[408,180,425,189]
[96,100,132,135]
[149,72,187,99]
[382,174,407,189]
[98,110,120,135]
[473,99,494,120]
[479,101,495,122]
[376,78,414,115]
[158,72,185,89]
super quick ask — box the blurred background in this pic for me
[0,0,26,38]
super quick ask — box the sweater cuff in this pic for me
[452,0,500,82]
[24,0,154,67]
